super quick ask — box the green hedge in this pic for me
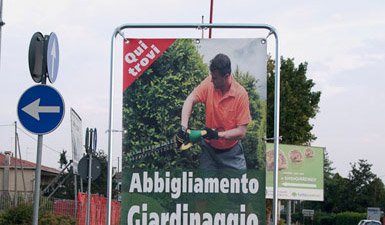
[335,212,366,225]
[0,204,75,225]
[318,213,336,225]
[39,212,75,225]
[290,211,366,225]
[0,203,32,225]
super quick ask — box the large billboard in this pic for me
[121,38,267,225]
[265,143,324,201]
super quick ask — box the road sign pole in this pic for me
[74,174,78,220]
[32,135,43,225]
[86,153,92,225]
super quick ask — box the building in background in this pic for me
[0,151,60,208]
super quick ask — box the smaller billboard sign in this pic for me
[367,207,381,221]
[266,143,324,201]
[302,209,314,217]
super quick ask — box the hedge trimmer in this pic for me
[126,129,208,161]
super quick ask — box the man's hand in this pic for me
[174,126,190,150]
[203,127,219,140]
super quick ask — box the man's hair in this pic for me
[209,53,231,77]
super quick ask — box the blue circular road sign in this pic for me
[46,32,59,83]
[17,85,65,135]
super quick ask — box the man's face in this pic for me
[210,71,228,90]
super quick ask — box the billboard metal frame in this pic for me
[106,23,281,225]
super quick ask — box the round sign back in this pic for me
[78,156,102,181]
[28,32,45,83]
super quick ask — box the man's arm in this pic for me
[181,93,196,128]
[218,125,248,140]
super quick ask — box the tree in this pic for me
[366,177,385,209]
[266,57,320,223]
[347,159,378,212]
[328,173,351,212]
[349,159,377,191]
[313,159,385,213]
[58,150,68,169]
[267,57,321,145]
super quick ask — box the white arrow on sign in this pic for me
[282,182,316,188]
[50,39,56,77]
[22,98,60,121]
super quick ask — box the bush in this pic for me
[0,203,32,225]
[291,212,302,223]
[39,212,75,225]
[0,204,75,225]
[316,212,336,225]
[335,212,366,225]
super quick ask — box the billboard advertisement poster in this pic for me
[265,143,324,201]
[70,108,83,174]
[121,38,267,225]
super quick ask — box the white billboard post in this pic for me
[106,23,280,225]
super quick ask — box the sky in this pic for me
[0,0,384,179]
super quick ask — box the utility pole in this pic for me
[14,121,18,205]
[201,16,204,39]
[117,157,120,173]
[16,132,26,193]
[209,0,214,38]
[0,0,5,69]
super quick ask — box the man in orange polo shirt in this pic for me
[176,53,251,170]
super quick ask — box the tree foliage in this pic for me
[265,56,385,215]
[58,150,68,169]
[267,57,321,145]
[303,159,385,213]
[345,160,385,212]
[266,57,321,221]
[233,66,266,169]
[122,39,208,170]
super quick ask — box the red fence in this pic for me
[53,199,76,217]
[53,193,120,225]
[76,193,121,225]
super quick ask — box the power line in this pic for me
[0,123,13,127]
[16,127,62,154]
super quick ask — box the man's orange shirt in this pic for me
[193,75,251,149]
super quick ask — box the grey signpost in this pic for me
[18,85,64,225]
[78,128,100,225]
[21,32,63,225]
